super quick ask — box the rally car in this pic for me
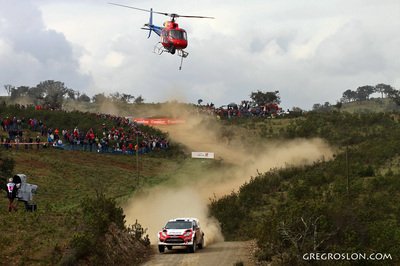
[158,217,205,253]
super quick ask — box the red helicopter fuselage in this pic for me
[161,21,188,51]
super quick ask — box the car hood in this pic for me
[163,229,188,236]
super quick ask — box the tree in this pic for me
[375,83,394,98]
[109,92,121,102]
[78,94,91,102]
[134,95,144,104]
[121,93,134,103]
[66,88,77,100]
[292,107,303,113]
[277,215,337,262]
[355,85,375,101]
[92,93,107,103]
[386,88,400,106]
[250,90,280,106]
[36,80,68,109]
[312,103,322,110]
[341,89,357,103]
[27,86,45,103]
[10,86,30,100]
[4,84,14,96]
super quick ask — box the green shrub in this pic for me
[0,150,15,189]
[210,112,400,264]
[66,191,126,263]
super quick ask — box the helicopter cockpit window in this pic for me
[169,30,187,40]
[161,30,168,43]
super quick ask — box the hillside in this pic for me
[0,106,181,265]
[341,98,400,113]
[2,103,400,265]
[0,145,187,264]
[210,111,400,265]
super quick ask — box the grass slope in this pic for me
[0,147,179,264]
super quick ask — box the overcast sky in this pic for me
[1,0,399,109]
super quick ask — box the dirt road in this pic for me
[142,241,255,266]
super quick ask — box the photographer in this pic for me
[6,177,19,212]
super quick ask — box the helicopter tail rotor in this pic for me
[147,8,153,38]
[140,8,153,38]
[141,8,160,38]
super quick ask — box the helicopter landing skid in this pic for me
[153,42,189,70]
[153,42,165,55]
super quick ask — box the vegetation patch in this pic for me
[210,111,400,264]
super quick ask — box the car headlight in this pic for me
[159,231,167,239]
[183,230,193,237]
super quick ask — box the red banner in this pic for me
[133,118,185,125]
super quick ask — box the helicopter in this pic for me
[109,3,214,70]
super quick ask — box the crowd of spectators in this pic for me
[196,101,283,119]
[0,113,169,155]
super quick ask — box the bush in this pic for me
[0,150,14,189]
[127,220,150,247]
[65,191,126,264]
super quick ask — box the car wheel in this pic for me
[198,235,204,249]
[188,240,196,253]
[158,245,165,253]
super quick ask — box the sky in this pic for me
[0,0,399,110]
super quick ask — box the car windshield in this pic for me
[165,221,192,229]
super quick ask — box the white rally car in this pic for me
[158,217,205,253]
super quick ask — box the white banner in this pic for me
[191,152,215,159]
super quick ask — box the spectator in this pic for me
[36,135,41,149]
[54,128,60,141]
[6,177,18,212]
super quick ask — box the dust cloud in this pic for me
[15,96,35,106]
[124,187,224,246]
[123,105,334,246]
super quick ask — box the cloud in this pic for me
[0,0,92,90]
[314,20,387,75]
[1,0,399,109]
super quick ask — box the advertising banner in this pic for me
[191,152,215,159]
[132,118,185,125]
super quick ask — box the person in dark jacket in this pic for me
[6,177,19,212]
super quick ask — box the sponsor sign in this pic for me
[191,152,215,159]
[133,119,150,125]
[132,118,185,125]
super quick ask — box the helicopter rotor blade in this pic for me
[109,3,214,20]
[108,3,169,16]
[175,15,215,19]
